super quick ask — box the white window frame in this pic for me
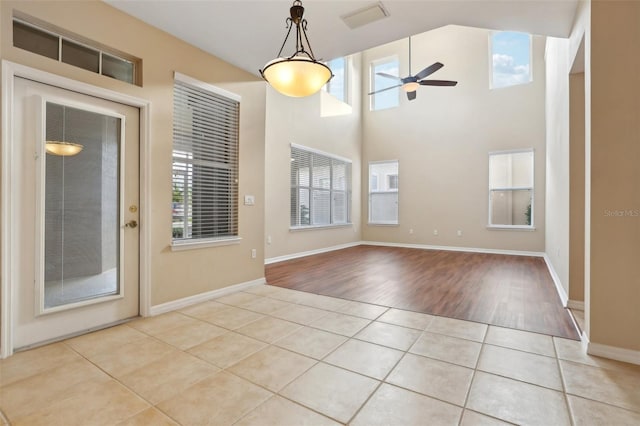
[368,160,399,225]
[489,31,533,90]
[487,148,534,230]
[290,144,352,230]
[171,72,241,250]
[370,56,400,111]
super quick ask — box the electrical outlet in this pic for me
[457,230,463,237]
[244,195,255,206]
[433,229,438,236]
[267,235,272,245]
[409,228,414,234]
[251,249,257,258]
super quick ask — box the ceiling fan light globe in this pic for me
[402,81,420,92]
[261,55,332,97]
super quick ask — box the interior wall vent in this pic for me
[341,2,389,30]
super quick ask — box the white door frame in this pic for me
[1,60,152,358]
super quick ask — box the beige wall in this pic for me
[569,72,585,303]
[1,1,266,306]
[544,36,570,296]
[589,0,640,351]
[361,26,546,251]
[264,55,362,260]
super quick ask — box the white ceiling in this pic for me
[106,0,579,76]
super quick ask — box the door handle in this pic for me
[125,220,138,229]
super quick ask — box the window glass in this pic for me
[371,57,400,110]
[491,31,532,89]
[102,53,134,84]
[290,146,352,228]
[13,21,59,60]
[62,39,99,73]
[488,150,534,227]
[324,57,347,103]
[369,161,399,224]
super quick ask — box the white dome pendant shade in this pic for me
[260,1,333,98]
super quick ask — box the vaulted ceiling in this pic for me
[106,0,579,76]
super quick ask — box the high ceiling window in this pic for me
[324,57,348,104]
[490,31,532,89]
[370,57,400,111]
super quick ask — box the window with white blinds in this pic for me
[172,74,240,245]
[369,160,399,225]
[290,145,352,228]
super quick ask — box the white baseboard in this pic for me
[361,241,545,258]
[148,277,265,316]
[543,254,568,307]
[265,241,362,265]
[588,341,640,366]
[567,300,585,311]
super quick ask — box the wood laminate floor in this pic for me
[265,245,579,339]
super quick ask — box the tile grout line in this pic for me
[456,325,490,425]
[342,326,421,425]
[554,336,577,426]
[59,338,186,426]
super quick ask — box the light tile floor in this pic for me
[2,285,640,425]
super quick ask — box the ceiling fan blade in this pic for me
[407,90,417,101]
[415,62,444,80]
[368,84,402,95]
[419,80,458,86]
[376,72,402,81]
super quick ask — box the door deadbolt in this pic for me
[125,220,138,228]
[129,205,138,213]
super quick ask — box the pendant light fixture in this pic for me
[45,105,83,156]
[260,0,333,97]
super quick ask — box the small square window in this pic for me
[62,39,99,73]
[13,21,59,60]
[102,54,134,84]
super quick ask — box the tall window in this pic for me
[369,160,399,225]
[290,145,352,228]
[490,31,532,89]
[172,73,240,244]
[324,57,348,103]
[488,150,534,227]
[370,57,399,111]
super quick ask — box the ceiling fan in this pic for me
[369,37,458,101]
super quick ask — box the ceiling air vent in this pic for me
[341,2,389,30]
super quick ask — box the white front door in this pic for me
[11,77,140,350]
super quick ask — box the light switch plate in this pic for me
[244,195,255,206]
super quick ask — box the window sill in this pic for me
[486,225,536,231]
[171,236,242,251]
[289,223,353,232]
[368,222,399,226]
